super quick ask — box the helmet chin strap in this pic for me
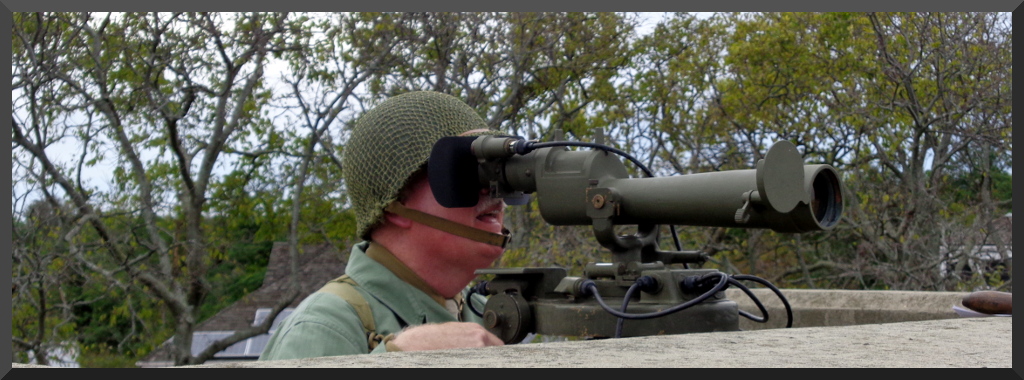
[385,201,511,248]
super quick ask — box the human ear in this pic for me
[383,210,413,229]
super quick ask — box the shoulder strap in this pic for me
[317,275,378,346]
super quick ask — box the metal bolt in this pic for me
[484,310,500,328]
[592,194,606,209]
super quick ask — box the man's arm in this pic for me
[384,286,502,351]
[389,322,504,351]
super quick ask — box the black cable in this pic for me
[583,271,729,320]
[670,225,682,251]
[614,282,642,338]
[731,274,793,328]
[727,278,770,323]
[466,281,488,318]
[523,141,654,178]
[669,225,688,269]
[583,272,791,330]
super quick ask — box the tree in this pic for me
[701,12,1011,290]
[848,12,1011,290]
[262,12,413,288]
[12,12,301,365]
[11,200,80,365]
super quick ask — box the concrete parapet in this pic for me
[184,317,1010,368]
[9,289,1012,368]
[725,289,970,330]
[185,289,1008,368]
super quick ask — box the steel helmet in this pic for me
[342,91,498,240]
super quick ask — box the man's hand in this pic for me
[389,322,505,351]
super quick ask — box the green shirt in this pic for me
[258,241,486,360]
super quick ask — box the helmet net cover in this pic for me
[343,91,498,240]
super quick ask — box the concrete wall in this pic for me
[183,317,1011,368]
[725,288,968,330]
[10,289,1012,369]
[187,288,1009,368]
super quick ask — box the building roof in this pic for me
[137,241,350,367]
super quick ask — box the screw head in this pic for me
[484,310,500,328]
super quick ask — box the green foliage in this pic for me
[199,241,274,321]
[944,168,1012,213]
[77,344,149,368]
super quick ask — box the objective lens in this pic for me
[810,169,842,228]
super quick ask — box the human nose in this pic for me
[478,188,507,207]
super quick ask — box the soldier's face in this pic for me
[400,175,506,268]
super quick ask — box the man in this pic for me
[259,91,508,360]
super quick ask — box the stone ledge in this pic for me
[725,288,970,330]
[186,317,1010,368]
[11,289,1011,368]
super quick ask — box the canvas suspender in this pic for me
[316,275,384,350]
